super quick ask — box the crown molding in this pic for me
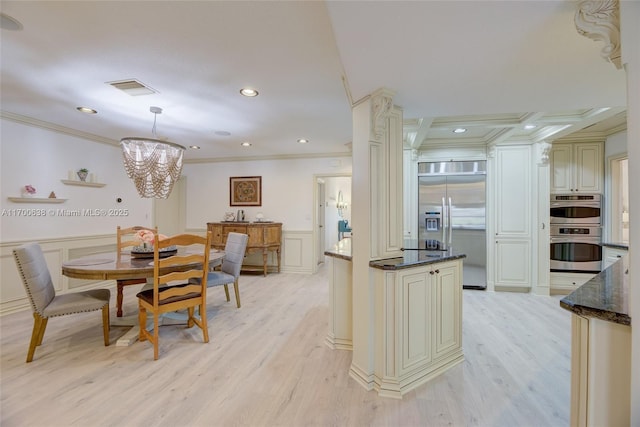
[1,110,353,164]
[184,151,352,164]
[1,111,118,147]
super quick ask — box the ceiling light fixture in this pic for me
[120,106,185,199]
[297,138,309,144]
[524,124,537,130]
[76,106,97,114]
[453,128,467,134]
[189,145,201,149]
[241,142,252,147]
[0,13,23,31]
[240,88,259,97]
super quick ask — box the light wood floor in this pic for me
[0,264,570,426]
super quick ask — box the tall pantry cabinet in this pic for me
[490,144,533,291]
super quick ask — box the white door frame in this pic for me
[312,173,352,274]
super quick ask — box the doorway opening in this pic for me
[313,174,352,272]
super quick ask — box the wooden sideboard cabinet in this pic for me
[207,222,282,276]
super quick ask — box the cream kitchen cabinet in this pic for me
[550,142,603,194]
[370,258,463,398]
[602,245,627,269]
[550,272,596,295]
[493,145,532,290]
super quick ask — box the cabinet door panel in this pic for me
[434,263,461,358]
[495,146,531,236]
[550,144,572,193]
[495,239,530,287]
[401,271,432,372]
[264,225,282,245]
[575,143,602,193]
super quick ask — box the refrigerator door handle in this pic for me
[441,197,447,248]
[448,197,453,248]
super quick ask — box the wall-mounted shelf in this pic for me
[61,179,106,188]
[7,197,67,203]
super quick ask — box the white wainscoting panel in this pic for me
[282,230,313,274]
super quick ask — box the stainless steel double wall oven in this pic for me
[550,194,602,273]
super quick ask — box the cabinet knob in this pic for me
[429,271,435,275]
[435,269,440,274]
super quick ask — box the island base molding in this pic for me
[373,351,464,399]
[570,314,631,427]
[325,334,352,351]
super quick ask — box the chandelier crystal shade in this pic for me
[121,137,185,199]
[120,107,185,199]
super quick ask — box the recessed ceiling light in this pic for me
[76,106,97,114]
[189,145,200,149]
[524,124,537,130]
[215,130,231,136]
[241,142,252,147]
[0,13,23,31]
[240,88,259,97]
[297,138,309,144]
[453,128,467,133]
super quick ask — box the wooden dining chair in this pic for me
[192,232,248,308]
[136,231,212,360]
[13,242,110,362]
[115,225,157,317]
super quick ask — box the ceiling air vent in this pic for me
[107,79,157,96]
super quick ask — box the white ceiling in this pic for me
[0,1,627,162]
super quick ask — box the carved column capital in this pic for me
[487,145,496,159]
[575,0,621,69]
[537,141,553,166]
[370,88,395,141]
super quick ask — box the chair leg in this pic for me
[233,279,241,308]
[187,307,194,328]
[153,313,159,360]
[36,316,48,346]
[223,284,230,302]
[116,282,124,317]
[200,303,209,343]
[138,303,147,342]
[102,305,110,346]
[26,313,47,363]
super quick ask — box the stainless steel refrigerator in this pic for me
[418,161,487,289]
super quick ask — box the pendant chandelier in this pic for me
[120,107,186,199]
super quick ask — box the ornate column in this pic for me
[350,88,403,390]
[535,141,552,296]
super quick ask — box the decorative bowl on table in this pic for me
[131,245,178,258]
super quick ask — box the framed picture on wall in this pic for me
[230,176,262,206]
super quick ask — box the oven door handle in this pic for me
[550,236,601,244]
[550,202,601,208]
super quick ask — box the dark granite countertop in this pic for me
[325,238,466,270]
[560,256,631,326]
[601,242,629,250]
[369,249,466,270]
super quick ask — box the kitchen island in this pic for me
[560,255,631,426]
[325,238,466,398]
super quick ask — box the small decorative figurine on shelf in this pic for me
[77,168,89,182]
[48,191,56,199]
[21,185,36,197]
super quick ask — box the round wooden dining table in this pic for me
[61,249,224,346]
[62,249,224,281]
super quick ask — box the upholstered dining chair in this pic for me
[13,242,110,362]
[192,232,248,308]
[136,231,212,360]
[115,225,157,317]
